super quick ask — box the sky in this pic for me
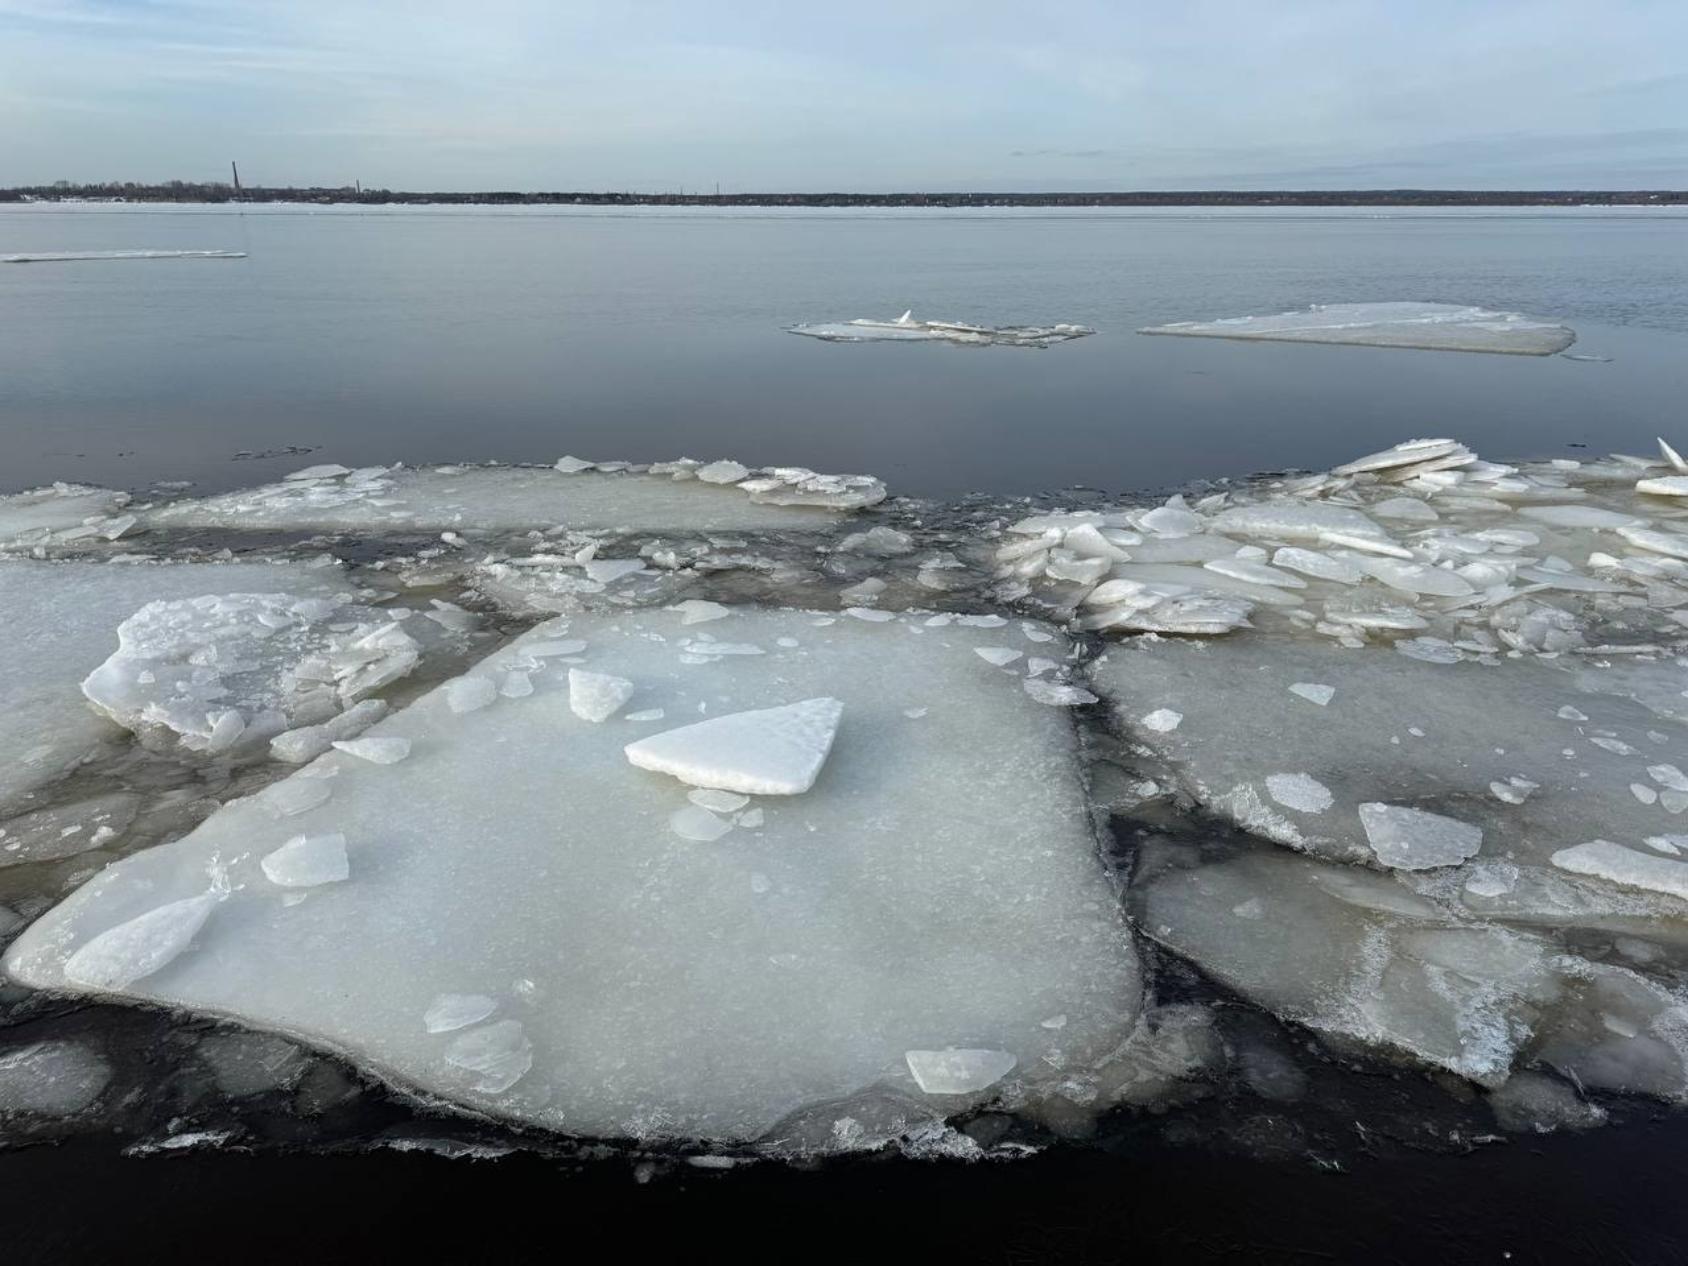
[1,0,1684,191]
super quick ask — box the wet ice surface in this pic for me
[7,607,1138,1143]
[789,311,1094,348]
[6,436,1688,1168]
[1140,302,1577,356]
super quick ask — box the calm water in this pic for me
[2,204,1686,499]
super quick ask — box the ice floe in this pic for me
[1140,301,1576,355]
[145,460,884,534]
[2,250,246,263]
[790,311,1093,348]
[5,605,1138,1142]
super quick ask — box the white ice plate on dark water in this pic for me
[1139,302,1575,355]
[5,605,1139,1142]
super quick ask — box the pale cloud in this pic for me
[0,0,1683,189]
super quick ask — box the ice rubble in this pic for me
[1139,302,1576,355]
[145,460,884,534]
[996,436,1688,661]
[0,483,135,548]
[5,605,1139,1142]
[0,559,358,815]
[790,311,1094,348]
[81,591,460,754]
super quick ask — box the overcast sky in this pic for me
[1,0,1684,190]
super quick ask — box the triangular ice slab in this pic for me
[624,698,843,795]
[5,605,1138,1143]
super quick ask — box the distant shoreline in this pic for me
[3,185,1685,208]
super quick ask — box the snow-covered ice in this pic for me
[625,697,844,795]
[1140,302,1576,355]
[5,606,1138,1142]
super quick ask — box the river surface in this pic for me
[2,203,1685,498]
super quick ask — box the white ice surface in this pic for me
[0,559,356,815]
[1140,302,1576,355]
[626,698,843,795]
[5,605,1139,1142]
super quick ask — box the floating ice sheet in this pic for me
[1134,851,1688,1090]
[1,250,246,264]
[1093,634,1688,879]
[0,559,356,815]
[790,311,1093,348]
[1139,302,1575,355]
[6,606,1139,1143]
[145,462,884,535]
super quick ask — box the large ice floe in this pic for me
[144,460,885,534]
[790,310,1094,348]
[0,560,359,815]
[1139,301,1576,355]
[5,606,1139,1143]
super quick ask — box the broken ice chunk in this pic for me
[904,1048,1017,1095]
[0,1040,113,1117]
[1288,682,1335,707]
[62,891,220,990]
[1359,803,1483,870]
[1551,840,1688,902]
[625,698,843,795]
[423,993,498,1034]
[1265,773,1334,814]
[669,805,734,842]
[260,833,350,888]
[331,737,411,765]
[688,789,750,814]
[974,647,1023,667]
[446,676,498,714]
[442,1020,533,1094]
[697,460,749,485]
[1022,679,1098,707]
[1140,708,1183,733]
[568,669,635,723]
[668,600,731,625]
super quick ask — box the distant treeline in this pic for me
[3,182,1685,207]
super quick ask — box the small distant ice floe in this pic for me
[790,310,1093,348]
[1139,301,1575,356]
[1,250,247,264]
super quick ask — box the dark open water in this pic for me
[2,204,1685,499]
